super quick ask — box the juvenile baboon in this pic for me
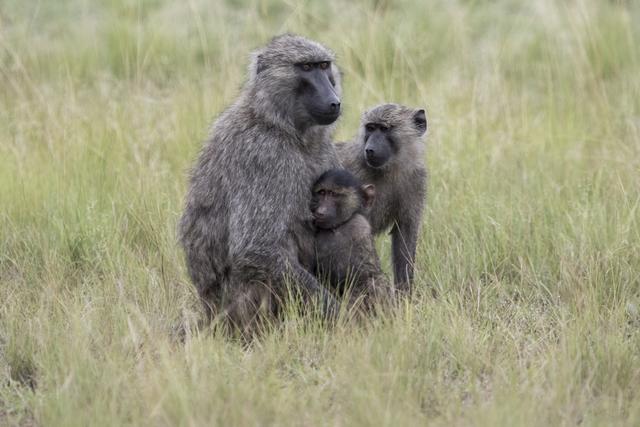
[310,169,392,307]
[336,104,427,291]
[179,34,343,334]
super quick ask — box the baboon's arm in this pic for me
[391,221,418,290]
[391,168,426,291]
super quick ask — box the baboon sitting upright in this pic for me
[179,34,343,334]
[336,104,428,291]
[310,169,392,308]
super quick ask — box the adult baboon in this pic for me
[179,34,342,334]
[310,169,392,307]
[336,104,427,291]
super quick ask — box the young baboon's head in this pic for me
[310,169,375,230]
[248,34,342,132]
[358,104,427,169]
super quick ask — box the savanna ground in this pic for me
[1,0,639,425]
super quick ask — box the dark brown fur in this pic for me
[310,169,392,309]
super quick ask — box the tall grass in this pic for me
[1,0,639,425]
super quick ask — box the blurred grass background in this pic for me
[1,0,639,425]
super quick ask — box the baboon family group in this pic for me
[179,34,427,335]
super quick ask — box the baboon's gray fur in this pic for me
[179,34,342,333]
[336,103,427,291]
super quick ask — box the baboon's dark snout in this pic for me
[313,206,328,219]
[322,90,340,113]
[312,215,327,228]
[301,69,341,125]
[365,148,388,168]
[321,95,341,117]
[310,96,341,125]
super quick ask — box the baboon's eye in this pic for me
[380,125,389,132]
[365,123,376,133]
[301,63,312,71]
[317,189,326,196]
[319,62,330,70]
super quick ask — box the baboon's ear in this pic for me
[362,184,376,208]
[414,109,427,135]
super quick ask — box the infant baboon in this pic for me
[179,34,343,335]
[310,169,392,307]
[337,103,427,291]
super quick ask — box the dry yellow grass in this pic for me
[1,0,639,425]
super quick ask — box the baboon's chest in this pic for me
[369,181,399,233]
[286,143,338,262]
[314,216,374,284]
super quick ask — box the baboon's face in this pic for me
[311,170,375,230]
[294,61,341,125]
[250,35,342,131]
[363,122,395,168]
[361,107,427,169]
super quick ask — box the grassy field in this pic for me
[1,0,639,425]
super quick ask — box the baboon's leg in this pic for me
[222,281,277,338]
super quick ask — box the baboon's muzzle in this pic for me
[303,71,341,125]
